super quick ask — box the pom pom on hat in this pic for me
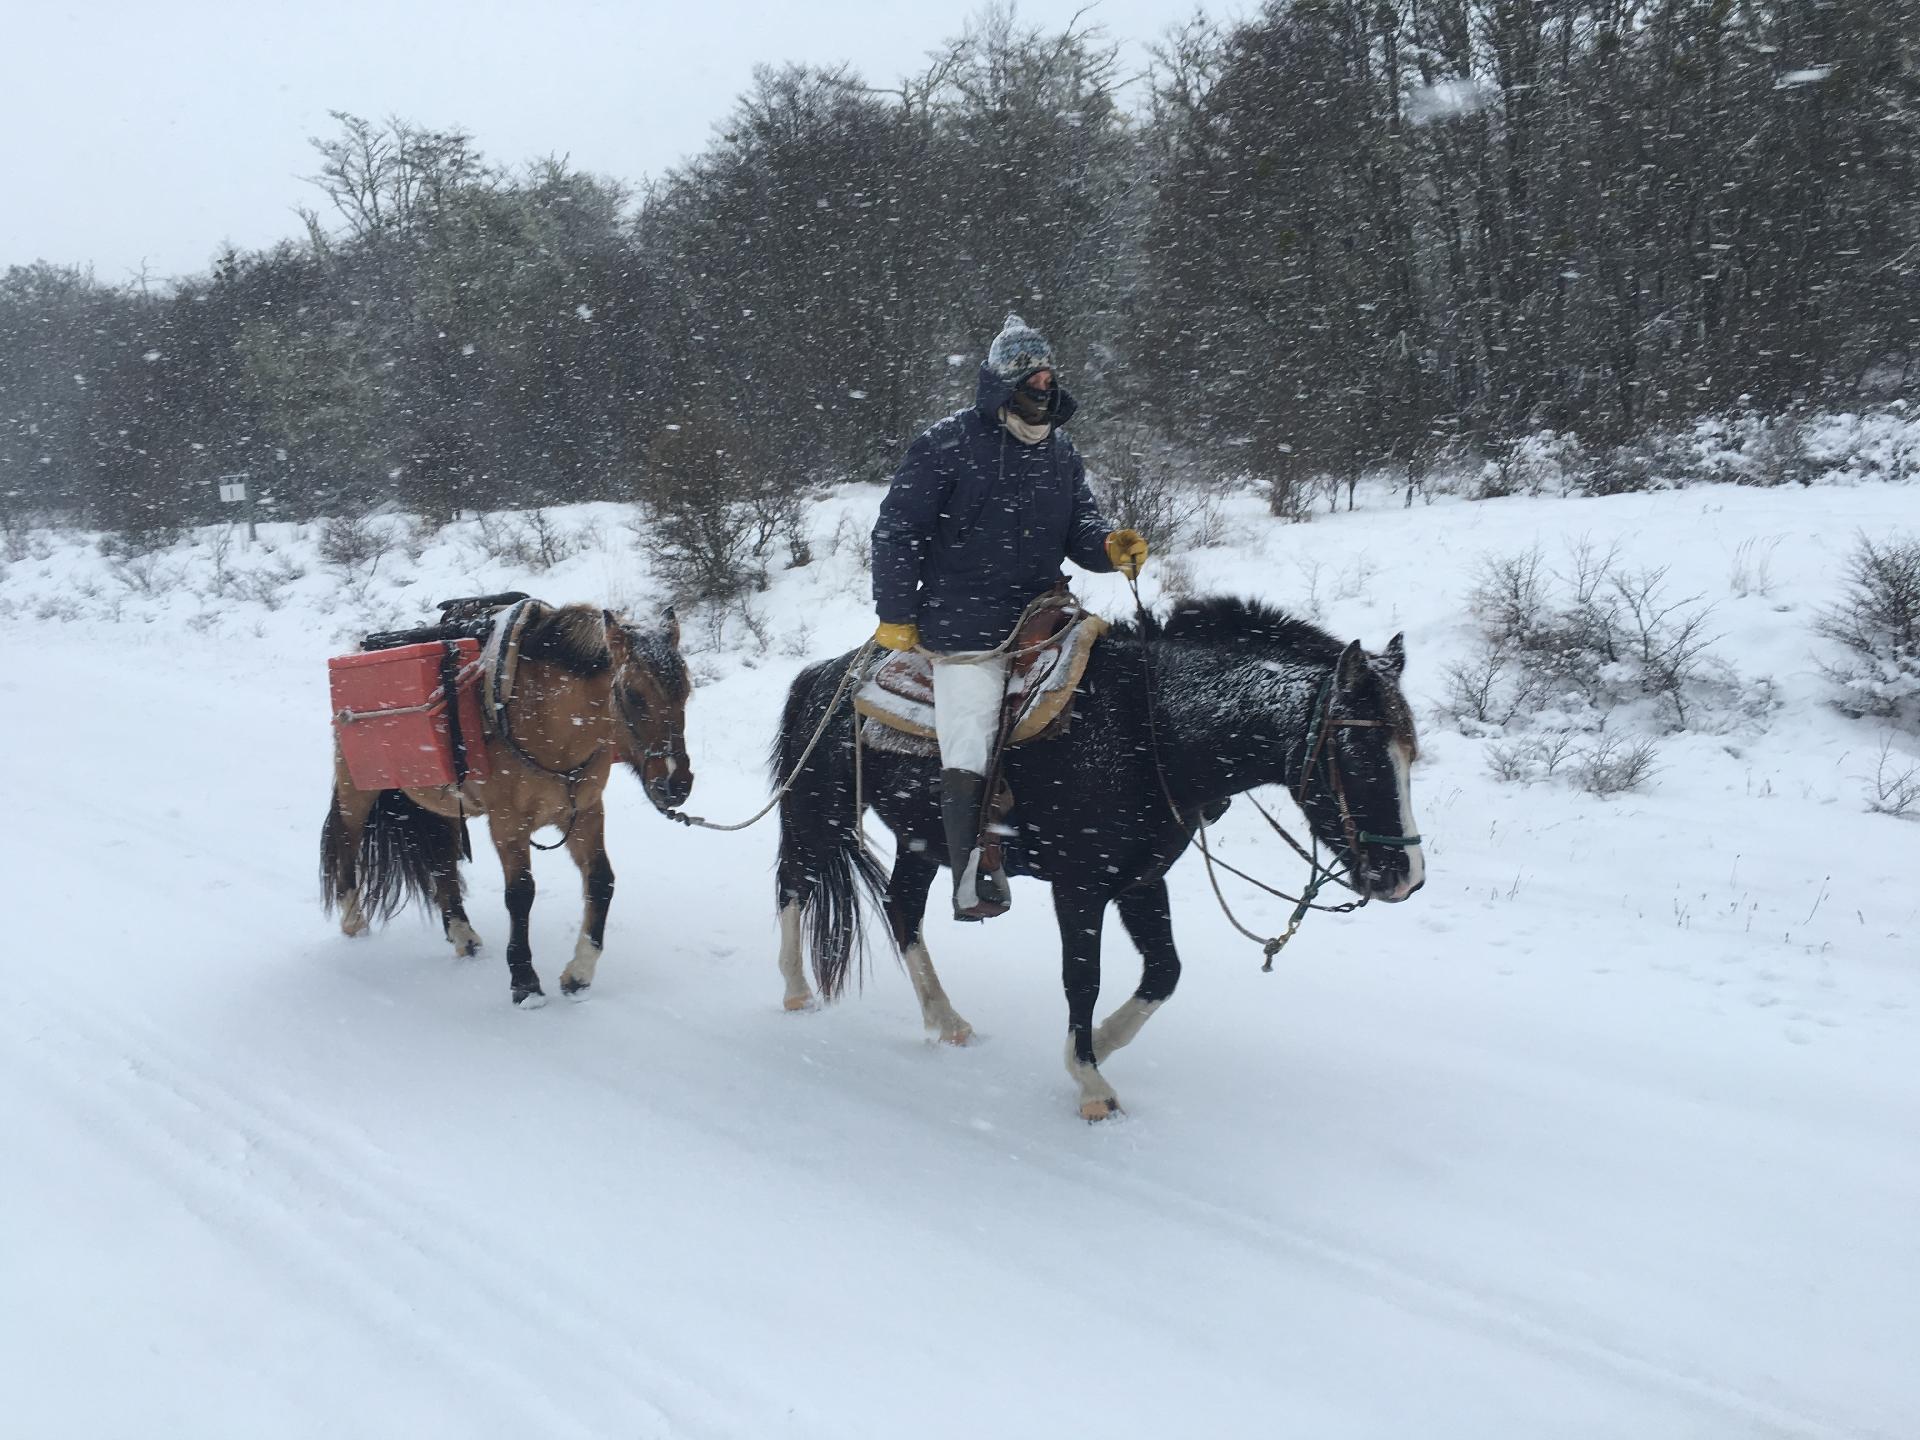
[986,313,1056,384]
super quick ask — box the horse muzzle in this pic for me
[1358,849,1425,903]
[645,752,693,810]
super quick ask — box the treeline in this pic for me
[2,0,1915,534]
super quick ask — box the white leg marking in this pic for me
[447,917,482,957]
[560,931,602,995]
[904,940,972,1045]
[1093,996,1163,1066]
[777,902,813,1011]
[1064,1035,1121,1120]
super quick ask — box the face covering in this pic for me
[1008,378,1054,424]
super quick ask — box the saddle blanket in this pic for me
[853,608,1108,752]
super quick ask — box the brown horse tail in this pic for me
[323,789,462,926]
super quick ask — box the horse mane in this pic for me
[1116,594,1419,754]
[519,603,611,677]
[1113,595,1343,663]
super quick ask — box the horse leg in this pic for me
[1053,884,1119,1120]
[558,806,614,998]
[776,896,813,1011]
[1096,879,1182,1066]
[488,822,545,1008]
[436,816,481,958]
[322,756,378,936]
[774,833,814,1012]
[888,851,973,1045]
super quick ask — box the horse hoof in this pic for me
[513,987,548,1009]
[1079,1098,1122,1123]
[941,1024,974,1047]
[560,976,591,999]
[783,995,815,1013]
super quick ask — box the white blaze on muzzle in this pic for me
[1389,738,1425,897]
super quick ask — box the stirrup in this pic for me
[953,848,1011,921]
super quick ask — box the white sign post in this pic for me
[218,472,255,543]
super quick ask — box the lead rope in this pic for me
[1125,574,1366,971]
[662,639,878,834]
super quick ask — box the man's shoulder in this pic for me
[916,408,983,454]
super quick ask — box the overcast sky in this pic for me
[1,0,1231,284]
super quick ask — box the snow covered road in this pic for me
[5,484,1918,1437]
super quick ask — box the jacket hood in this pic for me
[974,363,1077,429]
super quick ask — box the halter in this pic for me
[613,674,689,814]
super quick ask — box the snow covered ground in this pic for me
[3,477,1917,1438]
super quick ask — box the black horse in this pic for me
[772,596,1426,1119]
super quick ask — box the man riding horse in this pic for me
[871,314,1147,921]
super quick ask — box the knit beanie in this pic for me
[986,313,1056,385]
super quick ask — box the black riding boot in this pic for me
[941,768,1011,921]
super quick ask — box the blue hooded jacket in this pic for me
[871,364,1114,653]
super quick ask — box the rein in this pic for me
[1126,575,1408,970]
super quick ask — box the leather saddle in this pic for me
[854,599,1108,758]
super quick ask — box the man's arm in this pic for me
[871,433,948,622]
[1062,444,1116,573]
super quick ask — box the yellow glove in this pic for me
[874,621,919,652]
[1105,528,1148,580]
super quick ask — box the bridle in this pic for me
[1289,667,1424,862]
[1128,576,1418,968]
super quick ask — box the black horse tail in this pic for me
[320,788,464,925]
[773,656,889,1001]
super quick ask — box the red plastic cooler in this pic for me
[328,639,491,790]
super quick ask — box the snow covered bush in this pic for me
[469,508,582,572]
[1865,735,1920,820]
[1818,533,1920,730]
[1443,542,1736,792]
[98,526,185,595]
[1485,730,1660,796]
[1476,432,1593,499]
[1467,409,1919,505]
[315,512,392,576]
[635,418,812,604]
[1088,425,1227,556]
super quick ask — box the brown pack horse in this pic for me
[321,604,693,1006]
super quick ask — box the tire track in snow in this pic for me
[668,1002,1889,1440]
[982,1114,1892,1440]
[6,995,822,1440]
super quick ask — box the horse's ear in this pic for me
[1337,638,1368,694]
[1384,632,1407,677]
[602,611,630,661]
[662,605,680,649]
